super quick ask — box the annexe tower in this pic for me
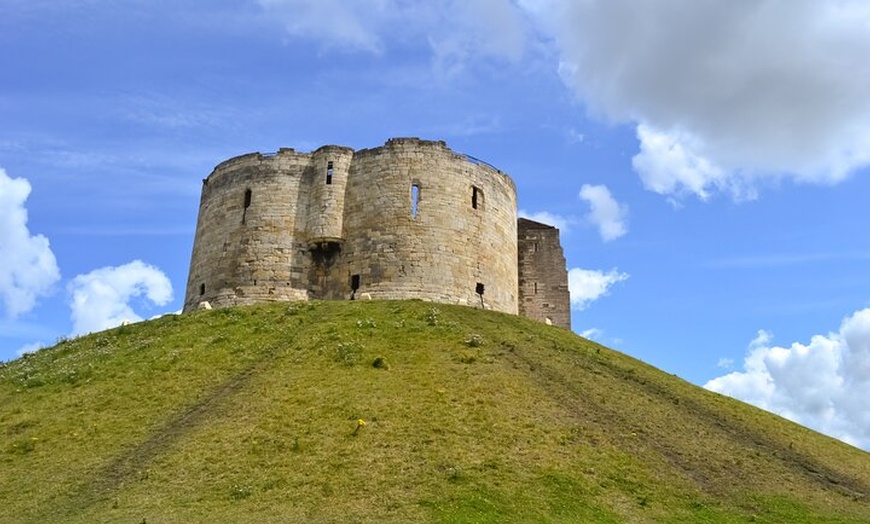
[184,138,570,328]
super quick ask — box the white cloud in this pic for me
[67,260,173,336]
[705,310,870,450]
[578,184,628,241]
[580,327,603,340]
[257,0,527,71]
[716,357,735,369]
[567,268,628,310]
[524,1,870,200]
[0,168,61,317]
[518,209,572,233]
[257,0,388,53]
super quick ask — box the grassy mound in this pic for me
[1,301,867,523]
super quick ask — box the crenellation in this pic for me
[184,138,569,329]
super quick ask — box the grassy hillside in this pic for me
[1,300,867,523]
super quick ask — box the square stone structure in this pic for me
[184,138,570,329]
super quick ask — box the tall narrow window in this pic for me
[472,186,482,209]
[199,283,205,296]
[326,161,334,185]
[242,188,252,224]
[411,183,420,218]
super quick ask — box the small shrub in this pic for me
[457,351,478,364]
[229,483,252,500]
[445,466,463,482]
[335,341,364,366]
[372,356,389,369]
[356,318,377,329]
[464,333,485,347]
[7,437,37,454]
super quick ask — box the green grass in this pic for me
[0,300,867,523]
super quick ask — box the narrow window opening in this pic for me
[326,160,334,185]
[534,242,538,252]
[411,183,420,218]
[199,283,205,296]
[475,282,485,295]
[350,274,360,300]
[472,186,480,209]
[534,282,538,294]
[242,188,252,224]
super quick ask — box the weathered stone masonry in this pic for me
[184,138,571,329]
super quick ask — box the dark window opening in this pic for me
[475,282,485,295]
[534,282,538,294]
[242,188,252,224]
[534,242,538,252]
[199,283,205,296]
[350,274,360,300]
[411,183,420,218]
[326,160,334,185]
[471,186,485,210]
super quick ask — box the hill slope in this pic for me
[1,301,867,523]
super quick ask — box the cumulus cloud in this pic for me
[68,260,173,336]
[578,184,628,241]
[518,209,572,233]
[0,168,61,317]
[705,309,870,450]
[524,0,870,200]
[567,268,628,310]
[257,0,527,71]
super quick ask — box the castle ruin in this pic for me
[184,138,570,328]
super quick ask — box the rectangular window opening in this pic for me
[242,188,252,224]
[199,283,205,296]
[326,161,334,185]
[411,183,420,218]
[534,282,538,294]
[472,186,479,209]
[475,282,485,295]
[351,274,360,291]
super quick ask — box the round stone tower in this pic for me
[183,138,519,315]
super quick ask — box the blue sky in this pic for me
[2,1,870,449]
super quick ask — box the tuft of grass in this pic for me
[0,300,867,524]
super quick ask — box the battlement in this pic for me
[184,138,569,328]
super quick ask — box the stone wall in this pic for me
[184,138,520,315]
[517,218,571,329]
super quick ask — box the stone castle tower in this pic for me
[184,138,570,328]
